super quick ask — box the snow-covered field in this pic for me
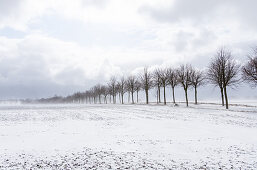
[0,103,256,169]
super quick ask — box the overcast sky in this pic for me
[0,0,257,99]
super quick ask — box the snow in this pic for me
[0,103,256,169]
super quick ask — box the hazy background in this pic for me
[0,0,256,100]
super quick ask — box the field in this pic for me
[0,103,256,169]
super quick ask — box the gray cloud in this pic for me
[140,0,257,25]
[140,0,220,24]
[0,0,22,18]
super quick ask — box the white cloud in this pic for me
[0,0,257,98]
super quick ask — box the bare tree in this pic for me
[140,67,152,104]
[208,48,240,109]
[159,69,168,105]
[85,91,90,104]
[166,68,178,104]
[221,50,240,109]
[116,82,121,103]
[177,64,192,107]
[115,84,121,103]
[118,76,126,104]
[127,76,137,104]
[91,87,97,104]
[153,69,162,104]
[107,85,113,103]
[207,57,225,106]
[135,80,141,103]
[190,69,205,104]
[102,86,109,104]
[109,76,117,104]
[94,84,103,104]
[127,86,130,103]
[242,48,257,86]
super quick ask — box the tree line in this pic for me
[37,47,257,109]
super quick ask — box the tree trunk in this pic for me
[145,89,149,104]
[163,85,166,105]
[194,87,197,104]
[158,85,161,103]
[184,88,188,107]
[121,93,124,104]
[112,92,115,104]
[223,86,229,109]
[220,87,224,106]
[172,86,176,104]
[137,90,139,103]
[131,91,134,104]
[99,95,101,104]
[128,91,130,103]
[156,89,158,104]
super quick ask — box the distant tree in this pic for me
[109,76,117,104]
[92,87,97,103]
[102,86,109,104]
[119,76,126,104]
[116,82,121,103]
[124,79,130,103]
[190,69,205,104]
[177,64,193,107]
[85,91,90,104]
[135,80,141,103]
[126,86,130,103]
[107,85,113,103]
[208,48,240,109]
[127,76,137,104]
[115,83,121,104]
[242,48,257,86]
[95,84,103,104]
[166,68,178,104]
[38,95,64,103]
[159,69,168,105]
[140,67,152,104]
[153,69,162,104]
[86,90,93,104]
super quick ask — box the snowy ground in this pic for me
[0,103,256,169]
